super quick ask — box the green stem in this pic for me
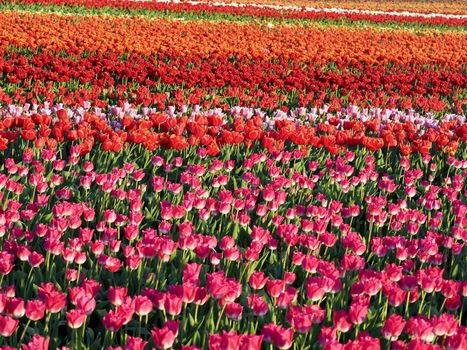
[18,319,32,346]
[215,304,226,331]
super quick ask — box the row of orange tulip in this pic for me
[1,12,465,66]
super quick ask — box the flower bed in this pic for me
[0,1,465,349]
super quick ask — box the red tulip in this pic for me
[247,294,268,316]
[65,269,79,282]
[225,302,243,321]
[306,281,325,302]
[382,314,406,341]
[385,263,403,282]
[248,271,268,290]
[151,320,180,349]
[287,307,312,334]
[267,279,285,298]
[333,310,352,333]
[349,301,368,325]
[445,295,461,311]
[363,277,382,296]
[134,295,152,316]
[164,292,183,316]
[102,310,125,332]
[406,316,435,343]
[124,336,147,350]
[0,286,13,298]
[283,272,296,285]
[385,285,407,307]
[0,293,5,314]
[21,335,49,350]
[25,299,46,321]
[240,334,263,350]
[108,286,127,306]
[104,256,122,272]
[76,295,96,315]
[318,326,338,347]
[182,346,202,350]
[82,279,101,298]
[432,314,458,337]
[45,291,67,314]
[262,324,294,350]
[0,315,19,337]
[0,252,14,275]
[6,297,25,318]
[276,287,297,309]
[66,309,86,329]
[445,330,467,350]
[206,272,242,303]
[208,331,240,350]
[118,298,135,326]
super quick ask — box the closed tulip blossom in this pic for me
[21,335,49,350]
[0,315,19,337]
[124,337,147,350]
[44,291,67,314]
[262,324,294,350]
[151,320,180,350]
[66,309,86,329]
[382,314,406,341]
[25,300,46,321]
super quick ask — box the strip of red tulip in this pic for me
[6,0,467,26]
[0,103,465,156]
[1,51,465,113]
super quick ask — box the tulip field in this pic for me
[0,0,466,349]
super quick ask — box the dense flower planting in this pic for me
[11,0,467,16]
[1,52,465,113]
[0,0,466,349]
[0,103,466,350]
[174,0,467,15]
[6,0,467,26]
[1,12,466,66]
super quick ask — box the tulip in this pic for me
[225,302,243,321]
[102,310,125,332]
[108,287,127,306]
[124,337,148,350]
[21,335,49,350]
[382,314,406,341]
[134,295,153,316]
[432,314,458,337]
[349,301,368,325]
[262,324,294,350]
[45,291,67,314]
[164,293,183,316]
[66,309,86,329]
[333,311,352,333]
[6,297,25,318]
[267,279,285,298]
[151,320,179,350]
[25,300,45,321]
[76,295,96,315]
[0,315,19,337]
